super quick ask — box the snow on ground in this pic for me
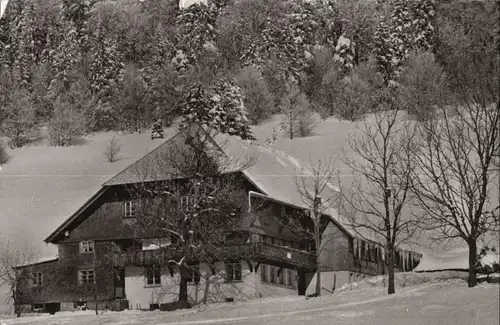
[337,271,470,293]
[1,277,498,325]
[415,249,500,272]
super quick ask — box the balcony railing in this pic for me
[113,243,317,270]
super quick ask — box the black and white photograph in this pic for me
[0,0,499,324]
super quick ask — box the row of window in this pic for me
[144,262,243,286]
[352,239,379,263]
[30,269,95,287]
[31,263,241,288]
[260,235,315,254]
[352,238,421,268]
[123,196,198,218]
[260,264,297,289]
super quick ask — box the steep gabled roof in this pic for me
[44,187,108,243]
[45,126,375,244]
[102,131,188,186]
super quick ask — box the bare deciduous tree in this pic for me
[0,238,39,317]
[128,125,257,305]
[2,88,36,148]
[410,58,499,287]
[341,106,418,295]
[294,158,341,297]
[104,135,121,163]
[280,82,317,139]
[268,158,341,297]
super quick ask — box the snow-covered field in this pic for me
[1,273,498,325]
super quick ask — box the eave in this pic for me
[43,187,108,244]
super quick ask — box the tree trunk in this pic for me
[387,247,395,295]
[315,265,321,297]
[202,275,210,305]
[15,301,20,318]
[94,294,98,315]
[178,265,188,302]
[13,287,21,317]
[468,239,478,288]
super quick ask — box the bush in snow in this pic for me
[48,96,86,147]
[1,87,36,148]
[280,81,317,139]
[398,51,446,121]
[235,66,276,125]
[0,141,9,165]
[104,135,121,163]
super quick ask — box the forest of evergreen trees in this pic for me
[0,0,498,147]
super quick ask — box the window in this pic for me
[124,200,135,218]
[187,265,200,284]
[78,269,95,285]
[261,264,296,288]
[287,269,294,289]
[269,266,276,283]
[146,265,161,286]
[32,272,43,287]
[308,243,316,254]
[261,264,268,282]
[180,196,195,211]
[225,261,242,282]
[279,269,286,285]
[142,237,171,251]
[79,240,95,254]
[367,243,373,261]
[361,241,366,260]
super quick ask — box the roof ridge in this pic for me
[102,130,184,187]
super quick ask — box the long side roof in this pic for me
[45,126,380,245]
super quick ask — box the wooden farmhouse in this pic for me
[16,125,422,313]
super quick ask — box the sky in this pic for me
[0,0,8,19]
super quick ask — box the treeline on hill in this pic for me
[0,0,498,147]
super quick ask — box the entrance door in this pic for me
[297,269,306,295]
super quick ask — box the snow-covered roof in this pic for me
[90,126,372,240]
[16,256,58,268]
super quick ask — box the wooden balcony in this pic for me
[113,243,317,271]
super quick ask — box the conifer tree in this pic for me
[48,20,82,93]
[88,23,124,100]
[180,80,255,140]
[10,0,36,88]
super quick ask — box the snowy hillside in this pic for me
[0,114,498,261]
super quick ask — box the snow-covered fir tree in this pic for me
[411,0,435,52]
[48,20,81,92]
[10,0,36,88]
[180,80,255,140]
[373,0,435,84]
[88,23,124,99]
[174,2,219,70]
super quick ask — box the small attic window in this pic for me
[79,240,94,254]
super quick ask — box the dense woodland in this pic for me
[0,0,497,146]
